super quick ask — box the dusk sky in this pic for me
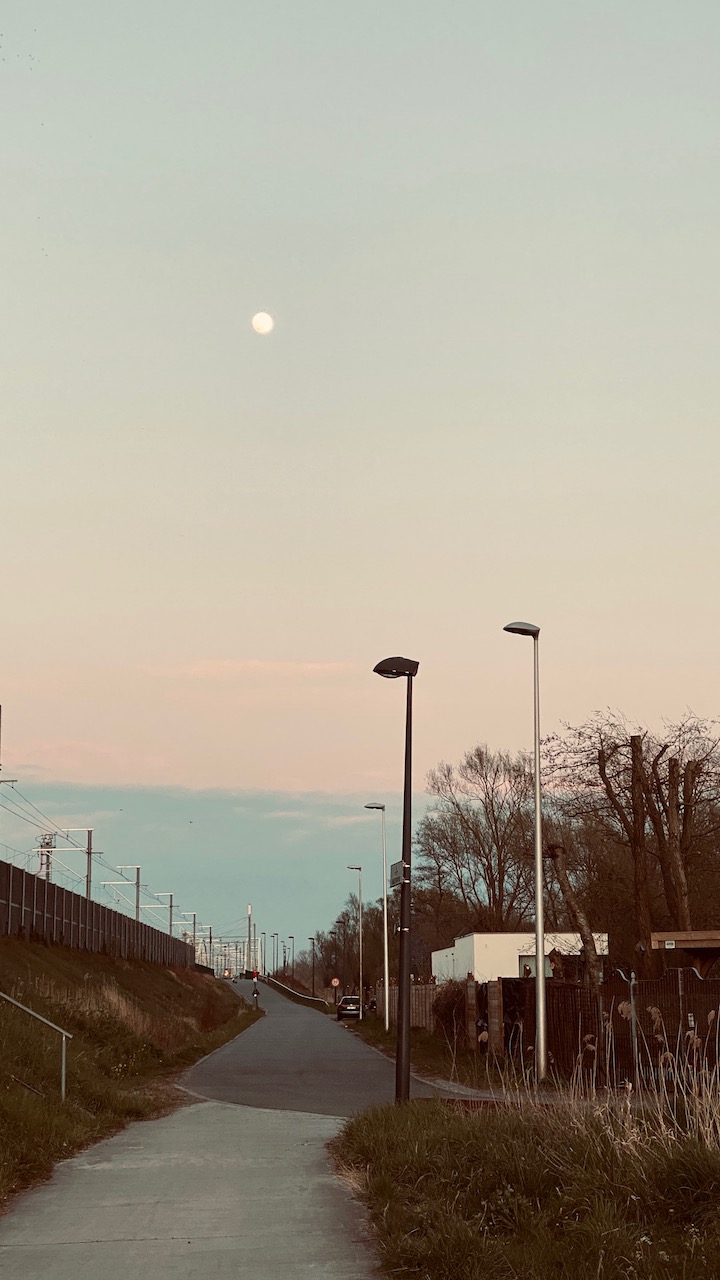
[2,3,719,953]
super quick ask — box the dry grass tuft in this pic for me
[332,1060,720,1279]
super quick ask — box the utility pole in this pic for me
[157,892,174,934]
[177,912,197,955]
[118,866,141,922]
[39,833,55,880]
[85,830,94,899]
[247,903,252,975]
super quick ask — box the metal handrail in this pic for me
[0,989,73,1101]
[265,976,331,1011]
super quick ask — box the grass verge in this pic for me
[331,1092,720,1280]
[346,1012,504,1090]
[0,937,262,1203]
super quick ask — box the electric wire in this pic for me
[6,786,86,848]
[0,785,209,944]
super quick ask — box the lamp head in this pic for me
[503,621,540,638]
[373,656,419,679]
[348,865,361,871]
[364,802,385,811]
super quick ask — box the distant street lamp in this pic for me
[308,937,316,997]
[365,802,389,1032]
[347,866,363,1019]
[504,620,546,1081]
[329,929,338,1002]
[373,655,419,1103]
[335,917,347,989]
[288,935,295,979]
[260,931,266,976]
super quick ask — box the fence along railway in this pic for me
[0,858,192,967]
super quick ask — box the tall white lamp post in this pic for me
[365,803,389,1032]
[504,620,546,1081]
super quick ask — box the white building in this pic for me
[431,931,609,984]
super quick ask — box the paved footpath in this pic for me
[0,1100,374,1280]
[0,981,441,1279]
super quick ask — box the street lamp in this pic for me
[308,936,315,997]
[504,620,546,1081]
[335,917,347,989]
[373,654,419,1103]
[348,866,363,1020]
[288,935,295,979]
[260,931,266,976]
[365,802,389,1032]
[271,932,278,973]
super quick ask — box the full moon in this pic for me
[251,312,274,335]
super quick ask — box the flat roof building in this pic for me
[432,931,609,984]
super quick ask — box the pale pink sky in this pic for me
[2,0,719,796]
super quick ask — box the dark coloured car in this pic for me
[336,994,361,1021]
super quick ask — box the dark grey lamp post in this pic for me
[503,620,546,1081]
[365,803,389,1032]
[373,655,419,1103]
[330,930,338,1003]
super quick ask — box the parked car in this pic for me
[336,994,361,1021]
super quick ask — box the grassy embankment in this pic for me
[0,937,261,1202]
[333,1081,720,1280]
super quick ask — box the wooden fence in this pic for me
[0,858,193,968]
[382,982,438,1032]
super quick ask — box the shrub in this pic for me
[432,980,467,1050]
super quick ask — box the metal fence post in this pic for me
[630,970,639,1091]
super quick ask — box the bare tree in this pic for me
[416,746,536,933]
[546,711,720,972]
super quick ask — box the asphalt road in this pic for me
[182,979,441,1115]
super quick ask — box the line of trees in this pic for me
[290,710,720,991]
[417,710,720,978]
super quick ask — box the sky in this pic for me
[2,2,719,952]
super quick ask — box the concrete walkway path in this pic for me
[0,1099,377,1280]
[1,982,422,1279]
